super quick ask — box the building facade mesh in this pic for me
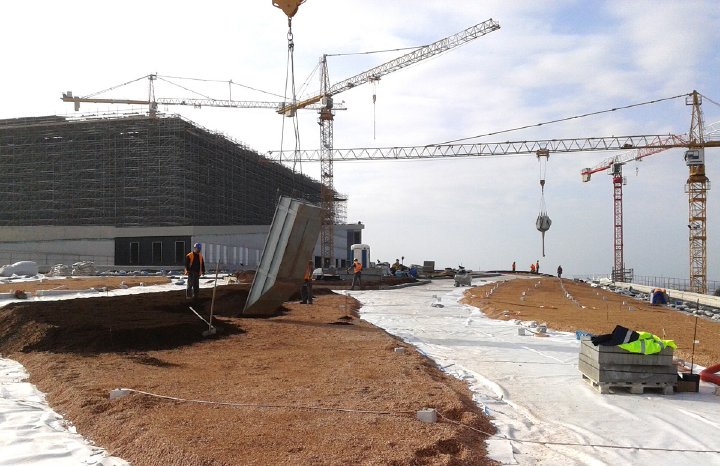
[0,114,327,227]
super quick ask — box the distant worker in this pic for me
[512,261,516,273]
[557,265,563,278]
[185,243,206,299]
[536,260,540,274]
[391,259,401,273]
[351,258,363,290]
[301,260,314,304]
[530,263,536,274]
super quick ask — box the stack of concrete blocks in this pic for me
[578,337,676,395]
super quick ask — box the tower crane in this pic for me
[581,117,720,287]
[61,73,345,115]
[269,103,719,292]
[685,91,711,294]
[580,135,681,283]
[276,19,501,269]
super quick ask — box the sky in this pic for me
[1,1,719,281]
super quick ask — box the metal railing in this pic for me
[576,272,720,295]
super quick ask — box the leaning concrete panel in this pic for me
[243,196,321,316]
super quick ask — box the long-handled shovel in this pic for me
[188,262,220,338]
[205,262,220,337]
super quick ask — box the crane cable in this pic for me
[437,93,690,145]
[280,17,303,180]
[536,151,552,257]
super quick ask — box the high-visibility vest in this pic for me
[618,331,677,355]
[185,252,204,274]
[353,261,362,273]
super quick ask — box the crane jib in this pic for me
[267,134,696,162]
[277,19,500,115]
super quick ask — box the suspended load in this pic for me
[536,149,551,257]
[272,0,305,18]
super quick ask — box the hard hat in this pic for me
[193,243,202,250]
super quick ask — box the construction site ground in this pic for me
[463,274,720,368]
[1,274,718,465]
[0,277,495,466]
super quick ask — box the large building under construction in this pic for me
[0,113,361,269]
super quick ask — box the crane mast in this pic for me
[610,163,628,282]
[318,56,335,268]
[686,90,709,294]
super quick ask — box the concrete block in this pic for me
[109,388,131,399]
[243,197,321,316]
[416,408,437,423]
[578,338,677,390]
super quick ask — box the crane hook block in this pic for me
[273,0,305,18]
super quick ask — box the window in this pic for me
[175,241,185,264]
[152,242,162,265]
[129,242,139,265]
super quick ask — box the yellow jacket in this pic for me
[618,332,677,355]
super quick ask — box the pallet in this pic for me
[582,373,674,395]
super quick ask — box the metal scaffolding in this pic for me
[0,113,332,227]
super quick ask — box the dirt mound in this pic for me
[4,288,496,465]
[0,286,249,354]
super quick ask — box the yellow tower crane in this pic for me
[273,16,500,269]
[271,103,719,293]
[685,90,711,294]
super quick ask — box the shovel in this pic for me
[205,262,221,337]
[188,306,216,337]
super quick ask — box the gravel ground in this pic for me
[1,281,496,466]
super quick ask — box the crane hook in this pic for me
[272,0,306,18]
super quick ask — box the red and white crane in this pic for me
[580,110,719,289]
[270,93,719,293]
[580,135,682,282]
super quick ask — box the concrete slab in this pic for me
[242,197,321,316]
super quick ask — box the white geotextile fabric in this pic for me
[0,359,129,466]
[346,277,720,465]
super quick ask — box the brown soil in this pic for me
[4,274,717,465]
[462,275,720,367]
[0,280,497,466]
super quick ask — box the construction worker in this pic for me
[536,260,540,274]
[512,261,516,273]
[351,258,362,290]
[390,259,401,274]
[530,263,536,274]
[185,243,206,299]
[557,265,563,278]
[301,260,314,304]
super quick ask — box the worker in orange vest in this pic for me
[185,243,206,299]
[351,258,363,290]
[530,263,536,274]
[301,260,314,304]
